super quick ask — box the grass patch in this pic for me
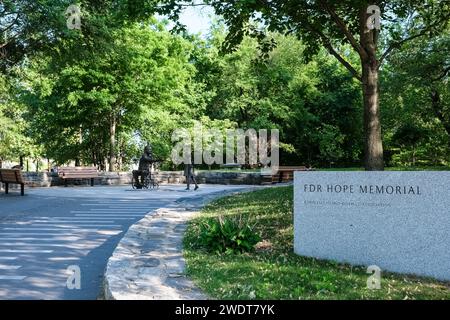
[184,186,450,300]
[318,166,450,171]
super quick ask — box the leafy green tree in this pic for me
[195,25,362,167]
[1,0,69,71]
[382,28,450,166]
[0,74,34,168]
[391,123,429,166]
[0,0,162,71]
[317,124,346,166]
[5,1,449,172]
[150,0,450,170]
[23,20,203,171]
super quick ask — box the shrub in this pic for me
[196,215,261,254]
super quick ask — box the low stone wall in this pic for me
[196,171,264,185]
[1,171,268,189]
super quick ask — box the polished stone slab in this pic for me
[294,171,450,281]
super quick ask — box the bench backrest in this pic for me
[0,169,24,183]
[58,166,99,178]
[277,166,308,172]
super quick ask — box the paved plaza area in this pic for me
[0,184,251,300]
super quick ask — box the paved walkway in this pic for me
[0,184,253,299]
[103,189,258,300]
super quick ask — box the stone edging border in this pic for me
[103,206,207,300]
[103,187,266,300]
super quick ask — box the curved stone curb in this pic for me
[103,206,207,300]
[103,187,267,300]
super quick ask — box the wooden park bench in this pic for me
[271,166,314,183]
[0,169,25,196]
[58,166,99,186]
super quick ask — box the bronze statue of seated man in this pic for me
[133,145,154,189]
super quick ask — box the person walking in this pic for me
[184,162,198,190]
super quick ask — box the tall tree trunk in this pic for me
[78,126,83,166]
[361,60,384,170]
[109,113,117,172]
[119,138,125,172]
[360,7,384,171]
[92,151,96,167]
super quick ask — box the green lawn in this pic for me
[183,186,450,300]
[319,166,450,171]
[197,166,450,173]
[197,168,261,173]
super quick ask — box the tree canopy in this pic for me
[147,0,450,170]
[0,1,449,171]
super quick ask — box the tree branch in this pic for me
[431,65,450,82]
[0,14,20,34]
[304,25,361,81]
[323,41,362,82]
[0,31,19,48]
[379,32,427,68]
[378,13,450,68]
[155,2,211,10]
[318,0,365,58]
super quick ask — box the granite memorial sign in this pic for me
[294,171,450,281]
